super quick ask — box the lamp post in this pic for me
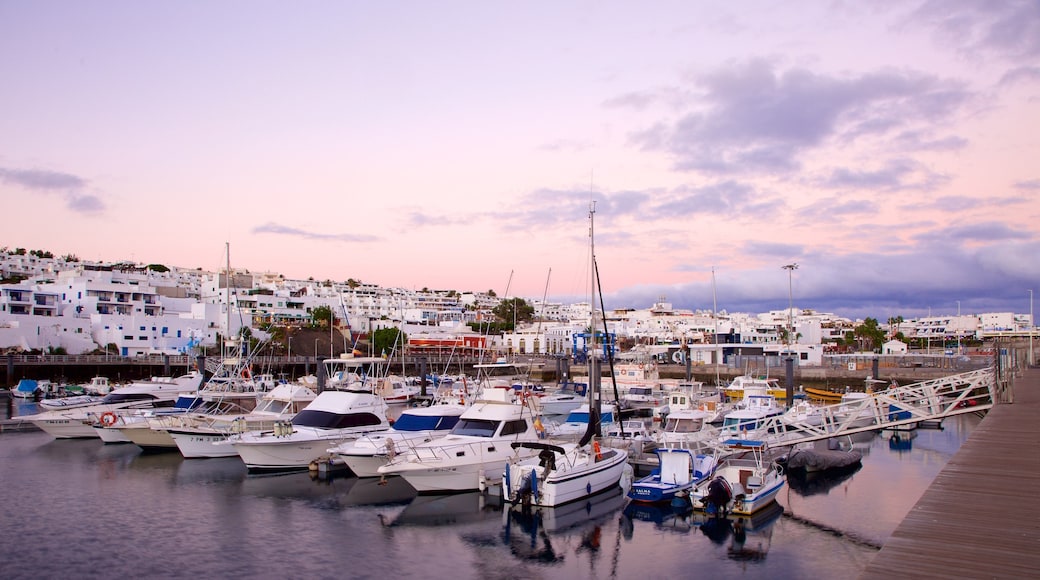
[287,336,292,360]
[956,301,961,353]
[1030,289,1034,367]
[782,263,798,355]
[314,338,319,360]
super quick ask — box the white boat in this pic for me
[93,392,203,444]
[374,375,421,405]
[552,403,617,438]
[38,394,107,411]
[604,418,655,441]
[537,387,585,416]
[167,383,317,458]
[503,440,632,507]
[621,385,667,411]
[690,439,785,516]
[327,402,467,477]
[718,386,785,441]
[781,398,824,427]
[657,406,717,450]
[376,388,543,493]
[229,389,391,471]
[10,379,58,399]
[80,376,114,395]
[20,372,203,439]
[723,375,787,401]
[834,390,878,429]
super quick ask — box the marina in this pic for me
[3,367,1036,577]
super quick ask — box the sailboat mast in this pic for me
[588,201,596,383]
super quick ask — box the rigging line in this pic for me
[477,269,514,366]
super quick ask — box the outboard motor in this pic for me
[705,476,733,517]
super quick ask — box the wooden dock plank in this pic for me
[860,367,1040,579]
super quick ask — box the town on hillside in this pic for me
[1,249,1035,369]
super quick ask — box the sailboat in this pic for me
[503,202,633,508]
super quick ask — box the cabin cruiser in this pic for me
[229,389,390,471]
[718,386,785,441]
[377,388,543,493]
[552,403,617,438]
[20,372,203,439]
[537,386,586,416]
[327,402,467,477]
[165,383,317,458]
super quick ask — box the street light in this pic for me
[782,263,798,355]
[956,301,961,353]
[1030,289,1034,367]
[287,336,292,359]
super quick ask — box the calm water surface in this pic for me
[0,403,980,580]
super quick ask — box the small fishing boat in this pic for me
[627,447,718,504]
[691,439,785,516]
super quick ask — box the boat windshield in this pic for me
[664,417,704,432]
[450,418,500,437]
[393,413,460,432]
[292,410,383,429]
[722,417,757,431]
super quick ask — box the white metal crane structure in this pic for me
[723,367,1002,449]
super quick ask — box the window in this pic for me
[500,419,529,436]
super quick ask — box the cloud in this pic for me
[653,181,787,224]
[0,166,105,214]
[0,168,86,190]
[593,235,1040,322]
[911,0,1040,61]
[818,159,950,192]
[251,222,380,243]
[912,222,1034,244]
[628,60,974,176]
[998,66,1040,87]
[1014,179,1040,190]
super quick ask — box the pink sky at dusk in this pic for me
[2,1,1038,320]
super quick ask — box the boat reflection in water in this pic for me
[785,462,863,497]
[497,487,629,567]
[386,490,504,527]
[623,500,698,534]
[693,500,784,557]
[885,428,918,452]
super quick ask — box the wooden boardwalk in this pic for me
[860,367,1040,579]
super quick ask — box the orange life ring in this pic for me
[100,411,118,427]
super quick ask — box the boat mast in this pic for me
[579,201,599,446]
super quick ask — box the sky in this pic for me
[2,1,1038,322]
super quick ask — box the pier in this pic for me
[860,366,1040,579]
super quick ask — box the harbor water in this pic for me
[0,402,980,579]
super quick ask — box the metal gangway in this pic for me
[730,367,1001,450]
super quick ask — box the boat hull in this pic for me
[506,450,630,507]
[231,428,375,471]
[168,430,239,458]
[120,423,178,451]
